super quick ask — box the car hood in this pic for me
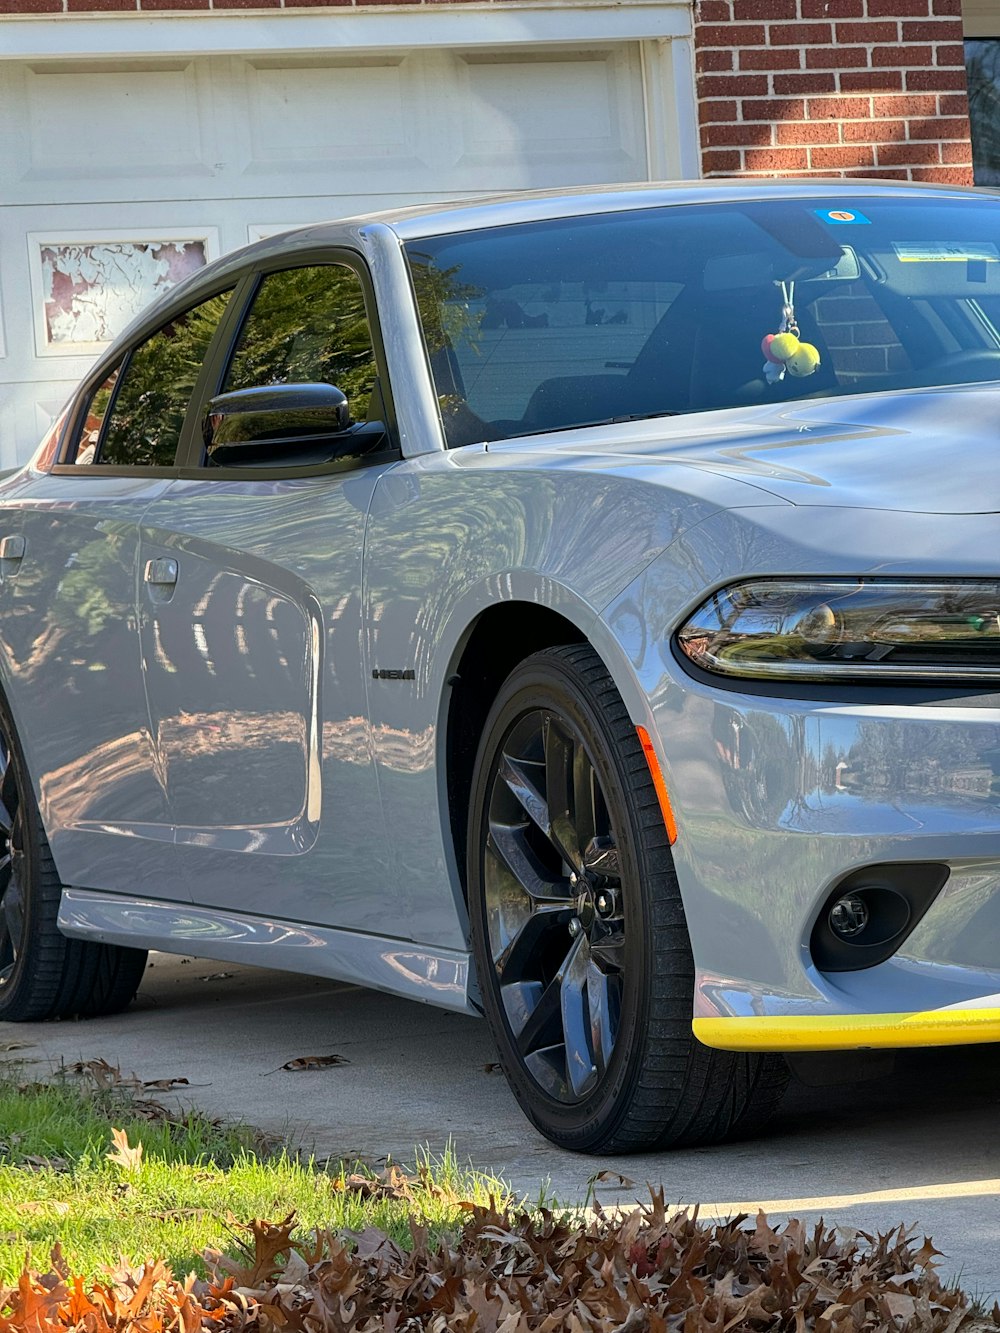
[513,383,1000,514]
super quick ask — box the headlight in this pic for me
[676,579,1000,681]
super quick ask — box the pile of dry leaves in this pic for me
[2,1191,996,1333]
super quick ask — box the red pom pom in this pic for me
[761,333,782,365]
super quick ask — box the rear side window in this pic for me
[71,290,232,467]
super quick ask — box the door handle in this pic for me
[0,536,25,562]
[0,535,25,575]
[144,557,178,587]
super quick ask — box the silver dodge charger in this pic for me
[3,180,1000,1152]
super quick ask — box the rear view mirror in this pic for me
[204,383,385,467]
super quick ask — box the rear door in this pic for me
[3,287,233,898]
[137,257,403,935]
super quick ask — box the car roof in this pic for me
[343,175,986,241]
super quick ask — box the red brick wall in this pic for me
[695,0,975,182]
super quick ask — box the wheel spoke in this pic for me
[560,935,599,1098]
[498,740,582,874]
[1,871,24,963]
[573,749,599,862]
[512,938,584,1061]
[498,753,551,842]
[542,715,585,872]
[587,961,617,1077]
[488,822,571,906]
[511,969,564,1059]
[589,925,626,972]
[494,900,573,980]
[0,743,15,839]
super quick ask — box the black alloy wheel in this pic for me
[0,691,148,1023]
[468,644,789,1153]
[0,727,25,992]
[482,705,626,1104]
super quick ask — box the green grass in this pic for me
[0,1064,518,1282]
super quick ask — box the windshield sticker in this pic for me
[891,242,1000,263]
[814,208,871,225]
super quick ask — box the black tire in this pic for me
[0,693,147,1023]
[467,644,788,1153]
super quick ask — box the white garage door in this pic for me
[0,42,662,463]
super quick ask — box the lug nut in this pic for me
[568,917,581,937]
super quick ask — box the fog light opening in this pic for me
[810,863,948,973]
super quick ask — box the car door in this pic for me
[1,288,233,900]
[137,257,404,934]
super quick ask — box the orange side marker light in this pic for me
[636,726,678,845]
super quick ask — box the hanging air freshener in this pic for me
[761,281,820,384]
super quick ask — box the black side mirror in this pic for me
[204,383,385,468]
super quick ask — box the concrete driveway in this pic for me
[4,954,999,1298]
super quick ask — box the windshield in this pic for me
[404,196,1000,448]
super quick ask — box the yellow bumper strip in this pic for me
[693,1007,1000,1052]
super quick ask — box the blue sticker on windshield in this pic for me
[815,208,871,225]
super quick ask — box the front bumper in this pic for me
[600,517,1000,1053]
[661,683,1000,1050]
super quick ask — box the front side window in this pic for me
[76,289,232,467]
[406,198,1000,447]
[222,265,378,422]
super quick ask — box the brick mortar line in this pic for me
[713,115,969,125]
[701,36,963,45]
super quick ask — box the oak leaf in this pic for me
[107,1128,143,1172]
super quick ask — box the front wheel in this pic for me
[467,644,787,1153]
[0,693,148,1023]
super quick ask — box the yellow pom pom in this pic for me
[769,332,800,361]
[785,342,821,377]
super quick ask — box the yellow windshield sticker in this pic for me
[891,242,1000,263]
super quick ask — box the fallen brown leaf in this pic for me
[590,1169,636,1189]
[280,1055,349,1072]
[106,1127,143,1172]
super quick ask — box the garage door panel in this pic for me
[242,57,418,170]
[23,61,210,181]
[456,48,647,181]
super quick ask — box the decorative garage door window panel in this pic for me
[31,234,215,357]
